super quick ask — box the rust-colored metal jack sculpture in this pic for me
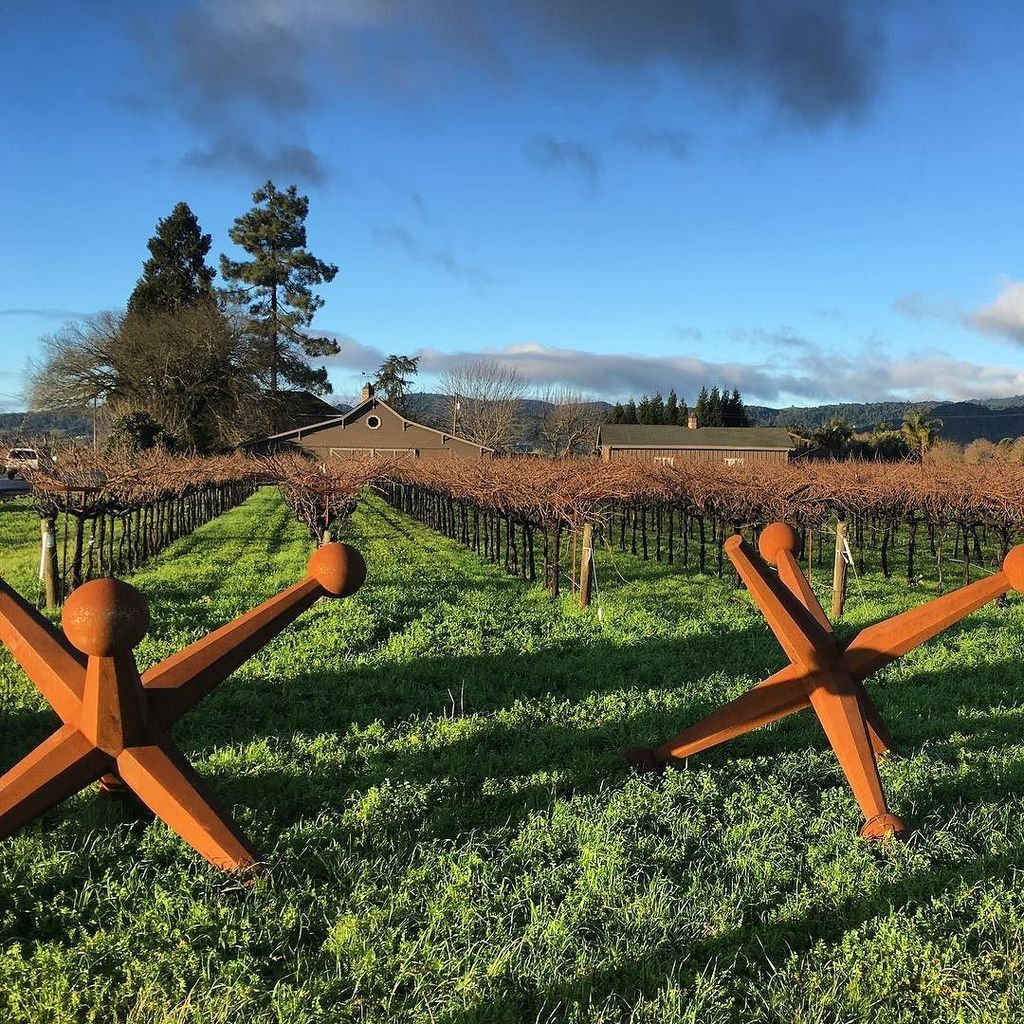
[0,543,366,871]
[624,523,1024,839]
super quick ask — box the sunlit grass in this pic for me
[1,488,1024,1022]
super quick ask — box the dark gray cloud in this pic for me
[182,138,328,186]
[373,225,492,287]
[515,1,883,127]
[135,0,885,182]
[0,308,92,320]
[524,136,602,185]
[321,331,1024,404]
[154,6,311,124]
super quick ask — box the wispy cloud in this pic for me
[616,124,691,162]
[322,330,1024,404]
[894,278,1024,346]
[523,135,601,186]
[182,138,328,185]
[372,225,492,288]
[0,308,91,320]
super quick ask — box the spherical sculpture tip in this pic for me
[1001,544,1024,593]
[308,542,367,598]
[62,578,150,656]
[758,522,800,566]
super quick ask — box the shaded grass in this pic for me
[1,489,1024,1021]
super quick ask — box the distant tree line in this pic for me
[806,410,943,462]
[606,386,750,427]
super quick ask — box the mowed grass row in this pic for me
[0,500,46,604]
[2,488,1024,1022]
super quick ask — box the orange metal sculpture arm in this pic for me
[143,544,365,726]
[143,577,325,725]
[0,579,85,720]
[840,562,1019,682]
[776,549,833,633]
[725,535,836,671]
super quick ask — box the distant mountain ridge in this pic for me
[407,392,1024,447]
[6,393,1024,449]
[747,395,1024,444]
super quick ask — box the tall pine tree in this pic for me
[608,402,625,424]
[649,392,666,425]
[220,181,339,395]
[730,387,749,426]
[665,389,678,426]
[127,202,215,316]
[623,399,639,424]
[706,386,724,426]
[694,386,710,427]
[678,396,689,426]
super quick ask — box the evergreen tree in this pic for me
[623,399,639,424]
[649,392,666,425]
[665,389,678,426]
[721,389,735,425]
[723,387,749,426]
[694,386,710,427]
[220,181,339,395]
[637,394,653,424]
[678,397,689,426]
[706,386,724,427]
[608,402,625,424]
[373,354,419,412]
[127,202,215,316]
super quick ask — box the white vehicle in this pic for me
[5,447,44,479]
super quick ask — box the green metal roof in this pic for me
[597,424,795,450]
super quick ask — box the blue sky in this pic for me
[3,1,1024,409]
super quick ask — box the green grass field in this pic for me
[3,488,1024,1022]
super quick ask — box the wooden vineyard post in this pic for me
[579,522,594,609]
[623,522,1024,840]
[40,516,61,609]
[832,517,848,620]
[0,542,366,871]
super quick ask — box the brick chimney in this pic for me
[687,412,697,430]
[360,381,375,403]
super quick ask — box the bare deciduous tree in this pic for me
[26,307,268,451]
[536,386,604,457]
[27,314,120,412]
[438,359,527,452]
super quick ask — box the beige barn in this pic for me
[596,424,796,465]
[247,384,492,461]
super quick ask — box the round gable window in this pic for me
[366,415,381,429]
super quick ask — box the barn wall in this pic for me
[287,410,486,460]
[606,447,790,465]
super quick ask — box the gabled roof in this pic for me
[269,390,344,432]
[597,424,795,450]
[247,396,495,452]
